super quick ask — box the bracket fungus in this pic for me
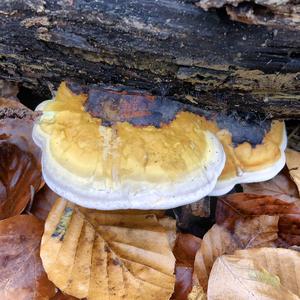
[32,82,286,209]
[32,82,225,209]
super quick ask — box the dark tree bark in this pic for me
[0,0,300,118]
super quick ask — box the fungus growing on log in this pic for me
[32,82,225,209]
[32,82,286,208]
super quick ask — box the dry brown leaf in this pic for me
[41,198,176,300]
[31,184,59,221]
[0,215,55,299]
[193,215,278,291]
[0,100,42,219]
[286,149,300,194]
[242,173,300,204]
[208,250,300,300]
[216,193,300,246]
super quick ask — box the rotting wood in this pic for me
[0,0,300,118]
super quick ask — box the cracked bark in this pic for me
[0,0,299,118]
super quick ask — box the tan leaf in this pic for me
[193,224,238,291]
[187,284,206,300]
[193,215,278,291]
[41,198,176,300]
[286,149,300,194]
[242,173,300,204]
[208,251,300,300]
[235,248,300,296]
[0,215,55,299]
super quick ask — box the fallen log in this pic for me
[0,0,300,118]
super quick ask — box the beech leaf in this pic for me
[172,234,202,300]
[208,248,300,299]
[31,185,59,221]
[0,215,55,299]
[193,215,278,291]
[286,149,300,194]
[41,198,176,300]
[242,173,300,204]
[216,193,300,246]
[0,99,42,219]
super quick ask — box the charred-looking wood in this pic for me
[84,84,271,146]
[0,0,300,118]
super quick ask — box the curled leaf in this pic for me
[0,100,42,219]
[31,185,58,221]
[41,198,176,300]
[216,193,300,246]
[0,215,55,299]
[242,173,300,204]
[172,234,202,300]
[286,149,300,194]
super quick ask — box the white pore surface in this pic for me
[209,124,287,196]
[32,104,226,209]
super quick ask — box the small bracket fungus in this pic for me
[209,119,287,196]
[32,82,225,209]
[32,82,286,208]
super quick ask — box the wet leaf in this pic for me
[193,215,278,291]
[0,100,42,219]
[173,267,194,300]
[172,234,202,300]
[208,249,300,300]
[41,198,176,300]
[0,215,55,299]
[31,185,58,221]
[286,149,300,194]
[242,173,300,204]
[216,193,300,246]
[173,233,202,267]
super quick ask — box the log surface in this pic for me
[0,0,300,118]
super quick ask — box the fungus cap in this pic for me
[209,120,287,196]
[32,82,225,210]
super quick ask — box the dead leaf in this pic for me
[0,215,55,299]
[172,234,202,300]
[208,250,300,300]
[51,291,80,300]
[242,173,300,204]
[234,248,300,297]
[41,198,176,300]
[187,284,206,300]
[31,185,59,221]
[193,215,278,291]
[0,100,42,219]
[216,193,300,246]
[173,267,194,300]
[173,233,202,267]
[286,149,300,194]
